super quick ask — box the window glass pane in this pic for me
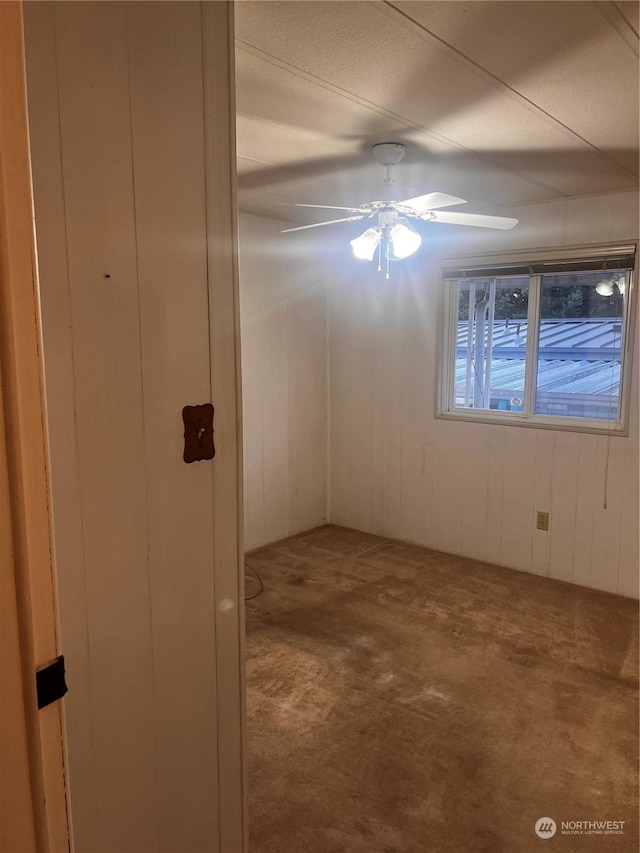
[454,276,529,411]
[534,270,627,420]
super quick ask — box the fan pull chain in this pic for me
[377,239,382,273]
[385,241,390,279]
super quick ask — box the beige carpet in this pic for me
[245,525,639,853]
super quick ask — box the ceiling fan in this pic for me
[281,142,518,277]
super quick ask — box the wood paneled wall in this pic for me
[239,214,329,551]
[328,190,639,598]
[24,4,243,851]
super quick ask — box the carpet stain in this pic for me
[246,525,639,852]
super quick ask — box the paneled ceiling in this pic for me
[234,1,639,227]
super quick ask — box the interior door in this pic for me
[23,3,244,851]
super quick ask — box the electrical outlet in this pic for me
[536,511,549,531]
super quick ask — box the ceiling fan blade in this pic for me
[397,192,467,211]
[277,203,371,214]
[425,210,518,230]
[281,215,366,233]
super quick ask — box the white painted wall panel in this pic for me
[126,7,219,850]
[548,432,580,585]
[46,7,159,848]
[329,190,639,598]
[25,3,241,850]
[238,214,328,551]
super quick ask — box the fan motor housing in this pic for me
[378,209,399,227]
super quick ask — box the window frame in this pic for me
[437,243,637,436]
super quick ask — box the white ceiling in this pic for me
[234,1,639,227]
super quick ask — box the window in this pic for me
[439,246,636,433]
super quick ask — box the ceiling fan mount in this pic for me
[280,142,519,277]
[371,142,406,166]
[372,142,406,184]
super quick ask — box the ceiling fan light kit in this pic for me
[281,143,519,277]
[349,220,422,276]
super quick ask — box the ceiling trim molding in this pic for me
[504,184,639,210]
[382,0,639,180]
[594,1,639,55]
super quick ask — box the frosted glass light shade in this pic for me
[389,223,421,259]
[350,228,381,261]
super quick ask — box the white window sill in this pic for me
[436,408,628,436]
